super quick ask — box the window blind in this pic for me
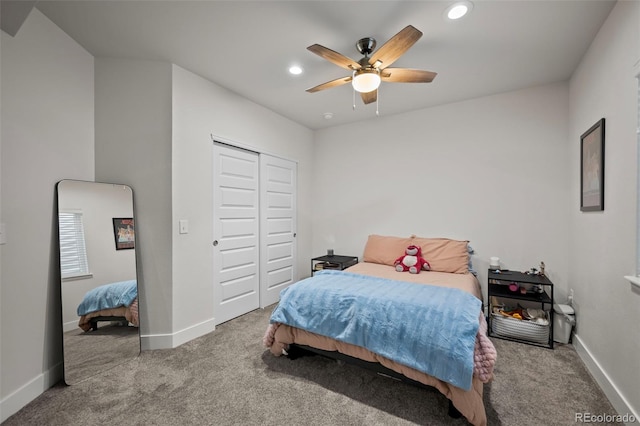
[58,211,90,278]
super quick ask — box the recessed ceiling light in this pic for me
[289,65,303,75]
[445,1,473,20]
[323,112,333,120]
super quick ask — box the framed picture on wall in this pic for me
[580,118,605,212]
[112,218,135,250]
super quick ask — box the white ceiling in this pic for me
[34,0,616,130]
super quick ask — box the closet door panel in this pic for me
[260,155,297,307]
[213,144,260,325]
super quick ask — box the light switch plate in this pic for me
[179,219,189,234]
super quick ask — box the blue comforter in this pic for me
[270,270,481,390]
[77,280,137,316]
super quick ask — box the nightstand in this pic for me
[487,269,554,349]
[311,255,358,275]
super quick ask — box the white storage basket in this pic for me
[491,313,550,345]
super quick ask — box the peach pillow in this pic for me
[362,235,413,266]
[362,234,470,274]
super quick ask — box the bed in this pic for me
[77,280,139,332]
[263,235,496,426]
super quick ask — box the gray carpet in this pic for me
[63,323,140,385]
[4,306,618,426]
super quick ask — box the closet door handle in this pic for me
[213,240,219,246]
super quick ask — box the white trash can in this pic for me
[553,304,575,344]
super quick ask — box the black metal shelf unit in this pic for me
[487,269,554,349]
[311,255,358,275]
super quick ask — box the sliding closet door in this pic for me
[212,143,260,325]
[259,155,297,308]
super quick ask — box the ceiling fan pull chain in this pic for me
[352,88,356,110]
[376,90,379,116]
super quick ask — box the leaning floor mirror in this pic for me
[56,180,140,384]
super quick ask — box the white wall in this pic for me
[568,0,640,417]
[0,9,94,421]
[171,65,314,340]
[94,61,315,349]
[313,82,571,298]
[94,58,174,344]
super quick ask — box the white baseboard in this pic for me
[0,362,63,423]
[140,317,215,350]
[63,320,78,333]
[573,334,638,425]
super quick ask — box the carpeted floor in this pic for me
[4,306,619,426]
[63,323,140,385]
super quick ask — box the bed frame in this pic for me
[287,343,463,419]
[88,315,128,331]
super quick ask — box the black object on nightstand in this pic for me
[487,269,554,349]
[311,255,358,275]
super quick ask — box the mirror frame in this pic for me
[56,179,141,384]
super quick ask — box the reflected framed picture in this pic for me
[580,118,605,212]
[113,218,135,250]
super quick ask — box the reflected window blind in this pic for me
[59,211,90,278]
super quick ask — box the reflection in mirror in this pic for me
[57,180,140,384]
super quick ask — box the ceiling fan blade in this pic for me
[307,44,361,71]
[306,75,353,93]
[369,25,423,69]
[381,68,437,83]
[360,90,377,105]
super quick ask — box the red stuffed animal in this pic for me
[394,245,431,274]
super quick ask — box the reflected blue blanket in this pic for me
[77,280,137,316]
[270,270,481,390]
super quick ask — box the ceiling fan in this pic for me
[306,25,437,105]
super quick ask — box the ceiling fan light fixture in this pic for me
[445,1,473,20]
[352,69,381,93]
